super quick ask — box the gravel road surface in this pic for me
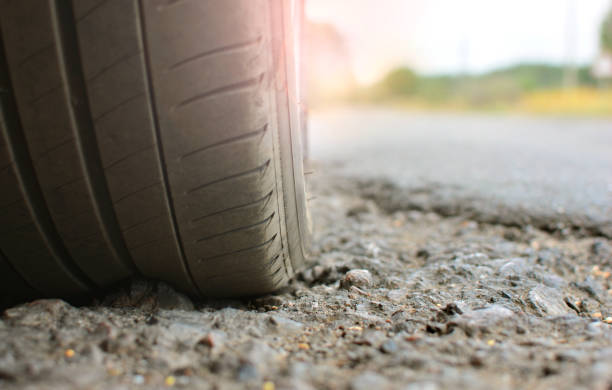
[1,110,611,389]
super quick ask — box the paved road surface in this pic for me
[310,107,612,236]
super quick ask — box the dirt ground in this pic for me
[1,168,611,390]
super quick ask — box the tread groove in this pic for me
[28,84,62,105]
[195,212,275,243]
[76,0,112,22]
[168,36,262,71]
[51,0,136,273]
[87,50,142,83]
[201,252,281,282]
[187,158,271,194]
[121,214,162,233]
[136,0,202,296]
[271,265,282,278]
[0,163,12,175]
[0,28,95,291]
[199,234,277,263]
[35,137,74,161]
[190,189,274,224]
[128,235,167,251]
[112,181,160,204]
[0,198,23,214]
[49,175,83,193]
[17,42,54,68]
[158,0,188,11]
[180,123,268,160]
[92,92,144,122]
[104,143,154,170]
[174,72,265,109]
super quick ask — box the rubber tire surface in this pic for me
[0,0,310,300]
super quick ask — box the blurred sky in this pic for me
[306,0,612,84]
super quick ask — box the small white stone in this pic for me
[133,375,145,385]
[342,269,374,289]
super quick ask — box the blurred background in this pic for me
[303,0,612,237]
[304,0,612,115]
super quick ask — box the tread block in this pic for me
[1,0,132,285]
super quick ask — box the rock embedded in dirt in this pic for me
[197,331,225,350]
[346,202,373,217]
[156,282,194,311]
[387,289,408,302]
[591,239,611,258]
[380,339,399,354]
[267,315,304,334]
[350,371,391,390]
[527,286,571,316]
[572,277,606,303]
[3,299,75,327]
[129,278,154,302]
[354,329,386,347]
[498,258,532,278]
[451,305,516,335]
[341,269,374,289]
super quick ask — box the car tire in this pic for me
[0,0,311,301]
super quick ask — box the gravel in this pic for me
[1,168,611,389]
[341,270,374,289]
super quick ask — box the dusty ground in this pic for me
[1,168,612,390]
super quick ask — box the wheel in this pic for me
[0,0,311,300]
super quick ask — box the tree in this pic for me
[602,7,612,52]
[381,68,417,96]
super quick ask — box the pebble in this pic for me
[350,372,390,390]
[451,305,515,334]
[3,299,74,326]
[403,382,439,390]
[299,265,336,285]
[527,286,571,316]
[533,272,567,289]
[157,283,194,311]
[129,279,154,303]
[346,202,372,217]
[387,289,408,302]
[263,381,275,390]
[197,332,225,350]
[133,375,145,385]
[354,330,386,347]
[237,363,259,382]
[254,295,285,307]
[587,321,608,336]
[165,321,210,346]
[380,339,398,354]
[572,277,605,303]
[268,315,304,334]
[341,269,374,289]
[591,240,611,257]
[498,258,531,278]
[164,375,176,386]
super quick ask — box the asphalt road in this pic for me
[310,107,612,236]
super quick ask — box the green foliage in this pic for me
[380,68,417,95]
[484,64,563,91]
[364,63,597,107]
[602,7,612,52]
